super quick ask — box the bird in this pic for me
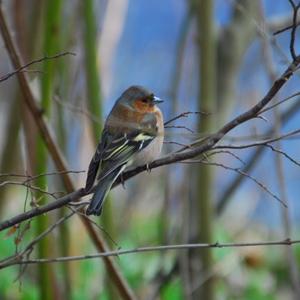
[84,85,164,216]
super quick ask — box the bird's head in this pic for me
[118,85,163,113]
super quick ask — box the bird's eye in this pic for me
[141,98,148,103]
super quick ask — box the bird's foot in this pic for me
[146,164,151,173]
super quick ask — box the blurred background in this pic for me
[0,0,300,299]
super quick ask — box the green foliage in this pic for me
[1,212,300,299]
[161,278,183,300]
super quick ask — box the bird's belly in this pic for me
[129,136,163,168]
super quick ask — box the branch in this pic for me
[0,170,84,180]
[0,189,85,231]
[216,98,300,214]
[0,180,60,199]
[287,0,300,60]
[183,160,286,207]
[273,18,300,35]
[0,51,75,83]
[269,4,300,36]
[259,91,300,115]
[163,111,209,126]
[1,238,299,268]
[0,208,78,269]
[215,128,300,150]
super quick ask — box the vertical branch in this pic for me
[36,0,63,299]
[12,0,40,181]
[82,0,102,139]
[57,114,72,299]
[216,0,260,124]
[194,0,216,299]
[168,9,193,299]
[55,7,72,299]
[55,68,72,300]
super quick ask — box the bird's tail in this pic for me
[86,165,125,216]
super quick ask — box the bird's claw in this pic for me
[146,164,151,173]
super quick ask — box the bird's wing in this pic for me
[84,120,157,192]
[97,129,155,181]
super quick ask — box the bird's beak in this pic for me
[153,96,163,104]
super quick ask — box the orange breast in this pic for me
[106,104,145,132]
[133,100,156,113]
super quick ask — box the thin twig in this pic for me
[273,19,300,35]
[259,91,300,115]
[0,209,78,267]
[0,180,59,199]
[0,52,75,83]
[0,189,85,231]
[206,150,246,166]
[287,0,300,60]
[0,170,84,179]
[183,160,287,208]
[214,128,300,150]
[164,111,209,126]
[53,96,102,125]
[164,125,194,133]
[163,141,192,148]
[264,143,300,168]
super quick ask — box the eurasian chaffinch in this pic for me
[85,85,164,216]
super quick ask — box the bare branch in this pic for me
[215,130,300,168]
[0,209,78,268]
[0,51,75,83]
[215,128,300,150]
[264,143,300,168]
[259,91,300,115]
[163,141,192,148]
[183,160,286,207]
[287,0,300,60]
[206,150,246,166]
[1,239,299,268]
[0,170,84,180]
[0,189,85,231]
[0,180,59,199]
[163,111,209,126]
[164,125,194,133]
[273,19,300,35]
[53,96,102,125]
